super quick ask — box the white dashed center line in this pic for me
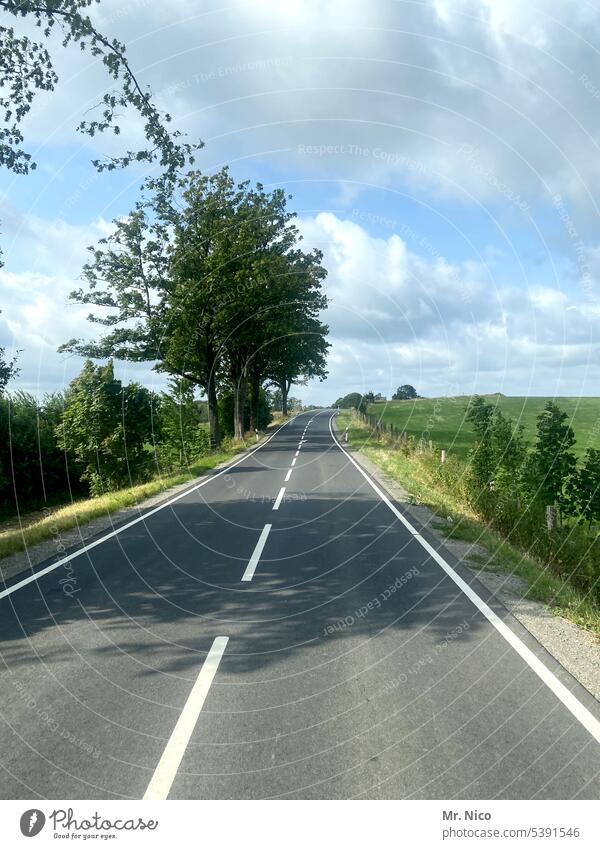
[291,457,297,466]
[284,468,292,482]
[241,524,272,582]
[273,487,286,510]
[144,636,228,800]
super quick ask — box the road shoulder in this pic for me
[0,421,293,587]
[341,435,600,703]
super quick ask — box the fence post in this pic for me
[546,504,557,531]
[441,449,446,464]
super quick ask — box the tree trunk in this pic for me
[207,377,220,450]
[281,380,288,417]
[249,366,261,432]
[233,376,247,441]
[200,338,220,450]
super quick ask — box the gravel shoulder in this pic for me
[348,444,600,702]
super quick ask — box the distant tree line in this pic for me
[333,385,418,411]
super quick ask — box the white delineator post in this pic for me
[441,449,446,464]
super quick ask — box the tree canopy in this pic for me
[0,0,197,176]
[60,167,329,445]
[392,384,418,400]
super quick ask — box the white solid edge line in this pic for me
[241,524,272,582]
[273,487,286,510]
[0,415,302,602]
[284,469,293,482]
[328,415,600,745]
[143,636,228,800]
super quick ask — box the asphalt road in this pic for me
[0,411,599,799]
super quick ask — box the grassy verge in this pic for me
[337,410,600,635]
[0,431,269,563]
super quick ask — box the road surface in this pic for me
[0,411,598,799]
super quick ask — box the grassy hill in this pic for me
[367,395,600,459]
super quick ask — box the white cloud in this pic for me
[6,0,600,221]
[299,213,600,400]
[3,1,600,403]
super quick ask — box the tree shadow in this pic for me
[0,485,490,681]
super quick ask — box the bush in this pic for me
[0,391,82,514]
[56,360,156,496]
[155,379,211,471]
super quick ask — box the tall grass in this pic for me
[338,410,600,634]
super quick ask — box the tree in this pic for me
[392,384,417,400]
[466,395,495,512]
[60,171,228,448]
[568,448,600,527]
[0,310,18,393]
[165,169,320,442]
[332,392,363,410]
[218,387,271,438]
[268,386,283,411]
[156,378,209,469]
[0,347,17,395]
[0,0,197,177]
[264,314,329,417]
[215,185,310,438]
[56,360,155,495]
[61,167,329,446]
[489,409,527,491]
[528,401,577,516]
[0,390,77,511]
[214,193,328,436]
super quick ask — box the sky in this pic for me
[2,0,600,405]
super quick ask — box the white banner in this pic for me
[0,800,597,848]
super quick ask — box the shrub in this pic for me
[0,391,81,513]
[155,379,211,470]
[56,360,155,496]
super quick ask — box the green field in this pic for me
[366,395,600,459]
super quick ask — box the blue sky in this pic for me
[2,0,600,404]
